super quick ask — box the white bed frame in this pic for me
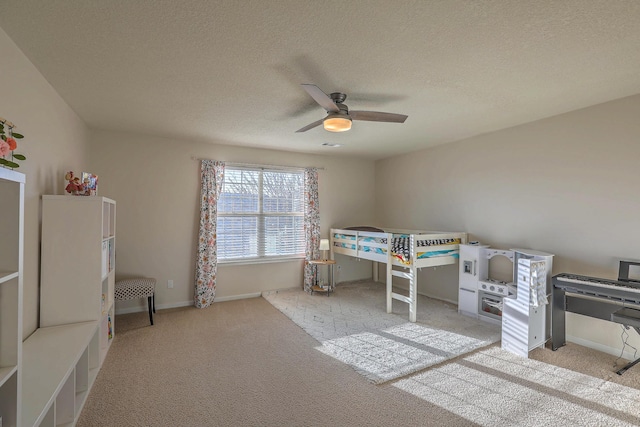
[330,227,468,322]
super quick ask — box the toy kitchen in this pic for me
[458,242,554,358]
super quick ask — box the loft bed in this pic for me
[330,226,468,322]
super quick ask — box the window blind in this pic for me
[217,166,305,261]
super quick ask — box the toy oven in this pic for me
[478,290,503,322]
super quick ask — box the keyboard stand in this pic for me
[616,352,640,375]
[552,264,640,376]
[611,307,640,375]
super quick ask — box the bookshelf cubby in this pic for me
[0,168,25,427]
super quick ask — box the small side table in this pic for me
[309,259,336,296]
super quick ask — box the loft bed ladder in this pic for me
[385,234,419,322]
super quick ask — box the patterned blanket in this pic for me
[391,237,461,264]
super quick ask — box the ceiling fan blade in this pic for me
[301,84,340,113]
[295,118,324,133]
[349,111,408,123]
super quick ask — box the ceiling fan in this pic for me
[295,84,408,133]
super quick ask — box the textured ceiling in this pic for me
[1,1,640,160]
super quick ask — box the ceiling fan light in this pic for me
[323,116,352,132]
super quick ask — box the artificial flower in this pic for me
[0,139,10,156]
[6,137,17,150]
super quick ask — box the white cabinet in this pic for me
[0,168,25,427]
[40,196,116,364]
[501,250,554,358]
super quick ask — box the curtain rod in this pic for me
[0,116,16,128]
[190,156,325,170]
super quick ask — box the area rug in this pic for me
[263,280,501,384]
[394,346,640,426]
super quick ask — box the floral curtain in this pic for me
[195,160,225,308]
[303,167,320,292]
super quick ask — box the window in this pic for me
[217,166,305,262]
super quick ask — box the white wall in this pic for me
[0,27,89,338]
[375,94,640,355]
[88,130,376,312]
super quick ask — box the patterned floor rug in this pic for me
[263,280,501,384]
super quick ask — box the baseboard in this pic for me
[567,334,638,361]
[261,286,300,296]
[115,300,192,315]
[114,292,262,315]
[423,292,457,306]
[371,279,458,306]
[216,292,262,302]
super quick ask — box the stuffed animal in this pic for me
[65,171,86,195]
[65,171,78,194]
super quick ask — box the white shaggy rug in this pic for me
[263,280,501,384]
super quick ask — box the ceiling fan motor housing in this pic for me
[329,92,347,104]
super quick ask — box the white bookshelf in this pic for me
[21,195,116,426]
[40,195,116,365]
[21,322,99,427]
[0,168,25,427]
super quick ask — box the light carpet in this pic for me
[263,280,501,383]
[77,296,640,426]
[395,345,640,426]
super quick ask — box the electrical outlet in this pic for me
[168,279,174,289]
